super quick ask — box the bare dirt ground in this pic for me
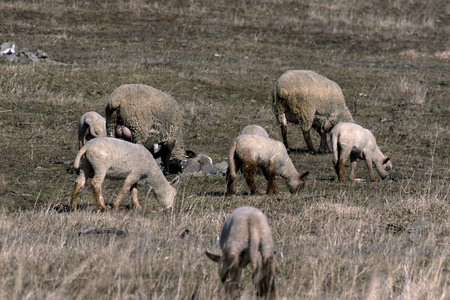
[0,0,449,298]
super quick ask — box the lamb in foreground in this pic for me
[105,84,185,174]
[241,124,269,138]
[78,111,107,149]
[70,137,179,211]
[271,70,354,153]
[226,134,309,195]
[331,122,392,182]
[206,206,276,299]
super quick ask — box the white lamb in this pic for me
[206,206,276,300]
[331,122,392,182]
[78,111,107,149]
[227,134,309,195]
[70,137,179,211]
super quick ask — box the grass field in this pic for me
[0,0,449,298]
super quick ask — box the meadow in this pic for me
[0,0,449,298]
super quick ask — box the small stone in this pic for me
[192,170,204,177]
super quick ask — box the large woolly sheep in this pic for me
[241,124,269,138]
[206,206,276,300]
[70,137,179,211]
[331,122,392,182]
[105,84,185,174]
[226,134,309,195]
[78,111,107,149]
[271,70,354,154]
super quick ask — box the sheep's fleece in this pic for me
[105,84,185,163]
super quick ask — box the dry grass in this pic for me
[0,0,449,298]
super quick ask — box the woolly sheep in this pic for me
[78,111,107,149]
[206,206,276,300]
[226,134,309,195]
[105,84,185,174]
[241,124,269,138]
[271,70,354,154]
[331,122,392,182]
[70,137,179,211]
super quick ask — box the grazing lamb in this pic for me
[226,134,309,195]
[271,70,354,154]
[331,122,392,182]
[105,84,185,174]
[78,111,107,149]
[70,137,179,211]
[206,206,276,300]
[241,124,269,138]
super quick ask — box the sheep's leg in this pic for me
[302,130,316,154]
[338,156,347,181]
[225,258,242,300]
[349,156,358,181]
[113,176,137,210]
[242,162,260,195]
[262,163,278,195]
[257,256,276,300]
[365,158,377,182]
[318,132,331,154]
[281,124,288,149]
[130,184,141,209]
[91,176,108,211]
[70,174,86,211]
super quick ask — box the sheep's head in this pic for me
[288,171,309,194]
[155,176,180,209]
[378,157,392,180]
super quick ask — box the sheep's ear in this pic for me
[300,171,310,180]
[205,251,221,263]
[170,176,180,187]
[383,157,390,165]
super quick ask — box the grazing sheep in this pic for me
[226,134,309,195]
[105,84,185,174]
[78,111,107,149]
[331,122,392,182]
[271,70,354,154]
[206,206,276,300]
[241,124,270,138]
[70,137,179,211]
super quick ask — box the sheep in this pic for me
[78,111,107,149]
[226,134,309,195]
[105,84,185,174]
[330,122,392,182]
[241,124,269,138]
[271,70,354,154]
[70,137,179,211]
[206,206,276,300]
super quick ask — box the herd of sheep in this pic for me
[71,69,392,299]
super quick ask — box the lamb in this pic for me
[206,206,276,300]
[330,122,392,182]
[70,137,179,211]
[226,134,309,195]
[241,124,269,138]
[78,111,107,149]
[105,84,186,174]
[271,70,354,154]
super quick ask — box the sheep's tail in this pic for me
[331,129,339,163]
[74,144,88,171]
[228,138,238,179]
